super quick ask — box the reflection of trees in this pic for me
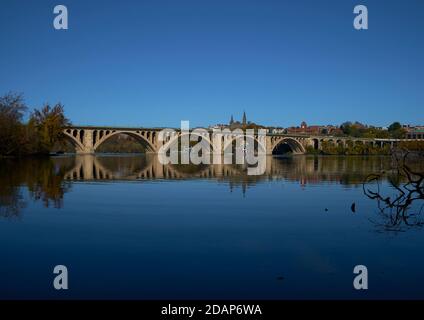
[0,183,26,218]
[0,158,27,218]
[0,157,72,218]
[26,159,72,208]
[271,156,395,187]
[363,151,424,231]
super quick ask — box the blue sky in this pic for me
[1,0,423,128]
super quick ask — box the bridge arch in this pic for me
[222,134,267,154]
[160,132,215,154]
[93,130,157,153]
[272,138,305,155]
[312,138,319,150]
[63,129,86,153]
[222,132,266,154]
[345,140,354,148]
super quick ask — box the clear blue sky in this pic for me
[1,0,423,128]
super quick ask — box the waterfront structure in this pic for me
[62,126,419,155]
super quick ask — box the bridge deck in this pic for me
[65,126,422,142]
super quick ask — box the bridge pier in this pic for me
[78,129,95,154]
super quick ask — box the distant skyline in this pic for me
[1,0,423,128]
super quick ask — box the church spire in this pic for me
[242,111,247,126]
[230,114,234,125]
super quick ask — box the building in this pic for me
[406,127,424,139]
[286,121,342,135]
[209,113,249,131]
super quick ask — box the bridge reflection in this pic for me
[58,154,394,187]
[2,154,423,218]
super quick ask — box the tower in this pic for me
[242,111,247,126]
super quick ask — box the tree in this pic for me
[29,103,70,154]
[0,92,28,156]
[388,122,402,132]
[388,122,406,139]
[340,122,352,135]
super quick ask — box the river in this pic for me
[0,154,423,299]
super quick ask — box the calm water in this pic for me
[0,154,423,299]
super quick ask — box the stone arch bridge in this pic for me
[63,126,410,155]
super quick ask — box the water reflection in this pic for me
[0,157,73,217]
[1,154,423,219]
[62,154,395,184]
[2,154,424,299]
[363,152,424,231]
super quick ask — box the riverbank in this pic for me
[305,140,424,156]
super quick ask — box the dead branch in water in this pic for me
[363,149,424,231]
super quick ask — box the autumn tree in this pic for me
[0,92,28,156]
[29,103,70,154]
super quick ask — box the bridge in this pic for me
[63,126,417,155]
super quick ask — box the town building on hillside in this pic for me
[286,121,342,135]
[405,126,424,139]
[208,112,253,131]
